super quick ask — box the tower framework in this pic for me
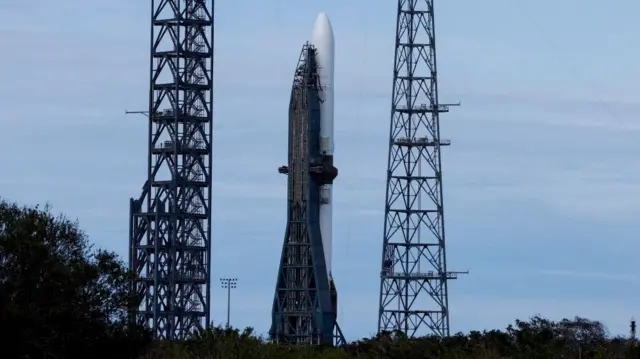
[270,44,345,346]
[128,0,214,340]
[377,0,462,338]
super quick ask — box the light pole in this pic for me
[220,278,237,328]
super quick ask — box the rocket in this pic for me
[271,13,341,341]
[310,13,335,280]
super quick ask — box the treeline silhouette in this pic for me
[1,198,638,359]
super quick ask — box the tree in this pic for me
[147,316,638,359]
[0,199,151,359]
[3,196,639,359]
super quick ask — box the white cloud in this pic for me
[445,151,640,221]
[452,92,640,132]
[539,269,638,282]
[521,168,640,220]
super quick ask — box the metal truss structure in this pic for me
[377,0,464,338]
[270,44,345,346]
[128,0,214,340]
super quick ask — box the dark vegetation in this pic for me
[1,197,639,359]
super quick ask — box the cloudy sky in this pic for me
[1,0,640,340]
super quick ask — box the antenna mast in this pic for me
[377,0,466,338]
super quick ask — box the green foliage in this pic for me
[136,320,639,359]
[0,199,151,359]
[2,197,640,358]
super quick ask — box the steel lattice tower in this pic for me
[377,0,464,338]
[128,0,214,340]
[270,44,345,346]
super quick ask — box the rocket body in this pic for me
[310,13,335,278]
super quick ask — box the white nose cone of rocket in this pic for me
[310,13,335,278]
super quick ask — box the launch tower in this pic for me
[377,0,464,338]
[128,0,214,340]
[270,43,345,346]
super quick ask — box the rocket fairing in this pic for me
[310,12,335,278]
[269,13,344,344]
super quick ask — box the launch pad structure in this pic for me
[128,0,214,340]
[377,0,466,338]
[120,0,464,343]
[270,43,345,346]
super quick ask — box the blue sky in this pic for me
[1,0,640,340]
